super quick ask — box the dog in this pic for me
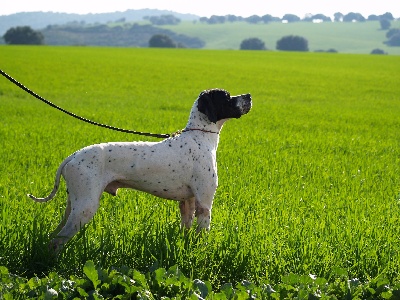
[29,88,252,252]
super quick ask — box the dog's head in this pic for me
[197,89,252,123]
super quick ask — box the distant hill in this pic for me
[0,9,199,35]
[40,23,205,48]
[160,20,400,55]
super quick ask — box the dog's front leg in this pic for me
[179,197,196,229]
[195,201,212,232]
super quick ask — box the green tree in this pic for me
[261,14,278,23]
[148,34,176,48]
[282,14,300,23]
[3,26,44,45]
[387,34,400,46]
[386,28,400,39]
[334,12,344,22]
[245,15,262,24]
[371,48,387,55]
[384,29,400,47]
[240,38,266,50]
[380,19,391,30]
[276,35,309,52]
[343,12,366,22]
[148,15,181,25]
[380,12,394,21]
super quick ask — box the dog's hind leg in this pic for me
[50,194,72,239]
[49,183,103,253]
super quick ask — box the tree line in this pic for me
[2,23,204,48]
[199,12,395,24]
[143,14,181,26]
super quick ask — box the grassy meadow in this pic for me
[0,45,400,297]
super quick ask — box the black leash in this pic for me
[0,69,171,138]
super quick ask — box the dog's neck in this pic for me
[180,103,226,147]
[185,101,226,134]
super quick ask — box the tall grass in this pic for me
[0,46,399,287]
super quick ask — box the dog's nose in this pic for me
[240,94,252,107]
[232,93,252,115]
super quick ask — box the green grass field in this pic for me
[160,20,400,55]
[0,46,400,297]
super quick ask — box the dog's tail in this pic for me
[28,155,74,202]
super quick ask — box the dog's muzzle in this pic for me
[231,93,252,115]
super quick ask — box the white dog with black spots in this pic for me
[29,88,252,253]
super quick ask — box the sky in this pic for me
[1,0,398,18]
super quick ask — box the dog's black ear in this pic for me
[197,92,218,123]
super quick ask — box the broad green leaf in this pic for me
[83,260,101,289]
[220,283,234,298]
